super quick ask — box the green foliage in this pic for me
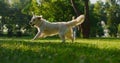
[93,0,103,20]
[0,0,31,36]
[0,0,85,36]
[0,37,120,63]
[108,24,118,37]
[90,1,105,37]
[105,0,120,37]
[117,24,120,37]
[0,0,120,38]
[0,0,9,16]
[23,0,84,22]
[90,0,120,37]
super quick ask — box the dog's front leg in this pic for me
[32,28,42,40]
[32,31,41,40]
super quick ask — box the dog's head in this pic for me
[29,14,43,27]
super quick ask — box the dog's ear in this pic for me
[37,16,42,20]
[32,12,36,16]
[39,15,42,18]
[37,15,42,20]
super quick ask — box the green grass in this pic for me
[0,37,120,63]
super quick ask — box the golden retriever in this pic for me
[29,14,84,42]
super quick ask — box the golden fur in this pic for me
[29,15,85,42]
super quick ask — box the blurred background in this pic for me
[0,0,120,38]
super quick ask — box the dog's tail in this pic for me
[66,15,85,27]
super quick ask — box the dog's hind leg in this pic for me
[71,32,75,42]
[65,29,74,42]
[71,36,74,42]
[59,33,65,43]
[69,35,75,42]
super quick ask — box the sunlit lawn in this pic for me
[0,37,120,63]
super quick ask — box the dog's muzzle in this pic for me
[29,22,32,25]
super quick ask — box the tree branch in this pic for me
[70,0,80,17]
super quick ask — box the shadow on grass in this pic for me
[0,39,120,63]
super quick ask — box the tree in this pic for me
[71,0,90,38]
[82,0,90,38]
[0,0,31,36]
[0,0,10,35]
[23,0,76,21]
[105,0,120,37]
[93,0,105,37]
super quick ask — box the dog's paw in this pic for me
[32,38,35,40]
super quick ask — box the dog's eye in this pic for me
[33,19,35,21]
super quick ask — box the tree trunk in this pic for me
[70,0,82,37]
[71,0,90,38]
[82,0,90,38]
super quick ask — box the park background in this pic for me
[0,0,120,38]
[0,0,120,63]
